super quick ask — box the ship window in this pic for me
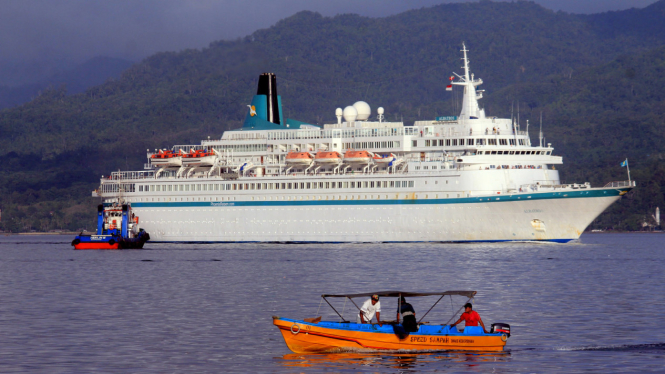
[338,182,343,188]
[547,151,551,155]
[409,181,415,187]
[452,139,458,146]
[412,140,417,147]
[344,182,349,188]
[156,185,161,192]
[331,182,335,189]
[376,182,381,189]
[425,140,431,147]
[139,185,143,192]
[288,183,292,189]
[510,139,516,145]
[370,181,374,188]
[306,183,311,189]
[301,183,305,189]
[209,184,214,190]
[363,182,368,188]
[325,182,330,189]
[468,139,474,145]
[382,181,388,188]
[319,182,324,188]
[491,151,497,155]
[497,151,503,155]
[350,182,355,188]
[202,184,207,191]
[488,139,497,145]
[500,139,507,145]
[312,183,317,189]
[432,166,437,169]
[446,139,451,146]
[214,184,219,191]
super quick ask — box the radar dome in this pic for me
[377,107,384,115]
[335,108,343,116]
[343,106,358,122]
[353,101,371,121]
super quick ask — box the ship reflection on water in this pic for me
[277,350,511,371]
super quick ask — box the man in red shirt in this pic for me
[451,303,488,333]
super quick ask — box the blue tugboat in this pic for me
[71,203,150,250]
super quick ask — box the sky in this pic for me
[0,0,659,85]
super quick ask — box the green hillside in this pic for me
[1,0,665,232]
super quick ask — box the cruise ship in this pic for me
[95,45,634,243]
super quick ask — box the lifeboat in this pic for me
[150,150,183,167]
[182,149,216,167]
[344,150,372,164]
[285,151,314,166]
[373,153,396,164]
[315,151,342,164]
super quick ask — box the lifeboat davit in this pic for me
[315,151,342,164]
[344,150,372,164]
[373,153,396,164]
[150,150,183,167]
[285,151,314,166]
[182,149,216,167]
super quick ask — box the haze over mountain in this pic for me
[1,0,664,232]
[0,57,134,109]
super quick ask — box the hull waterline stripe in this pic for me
[126,187,629,208]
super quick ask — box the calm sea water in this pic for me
[0,233,663,373]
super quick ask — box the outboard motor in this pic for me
[490,323,511,337]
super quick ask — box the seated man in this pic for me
[357,294,382,326]
[451,303,488,333]
[396,296,418,332]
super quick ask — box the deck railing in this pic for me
[603,180,636,188]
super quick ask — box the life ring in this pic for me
[134,217,139,224]
[290,324,300,335]
[501,334,508,342]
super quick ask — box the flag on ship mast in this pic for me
[620,158,631,181]
[446,85,452,91]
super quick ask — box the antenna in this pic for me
[517,100,520,132]
[539,112,543,148]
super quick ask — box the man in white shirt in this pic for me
[357,294,382,326]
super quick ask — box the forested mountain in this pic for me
[1,0,664,232]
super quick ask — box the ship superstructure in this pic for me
[95,45,634,243]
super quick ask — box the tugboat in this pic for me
[71,203,150,249]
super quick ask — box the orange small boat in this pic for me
[273,291,511,353]
[315,151,342,164]
[285,151,314,166]
[344,150,372,164]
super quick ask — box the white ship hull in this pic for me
[127,187,626,243]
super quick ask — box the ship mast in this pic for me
[452,43,484,122]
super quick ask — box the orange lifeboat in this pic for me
[182,149,216,167]
[344,150,372,164]
[150,150,183,167]
[314,151,342,164]
[285,151,314,166]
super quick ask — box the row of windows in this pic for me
[419,138,528,147]
[132,180,417,193]
[479,150,550,155]
[342,141,400,149]
[123,191,462,204]
[100,184,136,193]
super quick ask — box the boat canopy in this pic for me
[321,291,476,298]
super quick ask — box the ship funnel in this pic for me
[242,73,285,130]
